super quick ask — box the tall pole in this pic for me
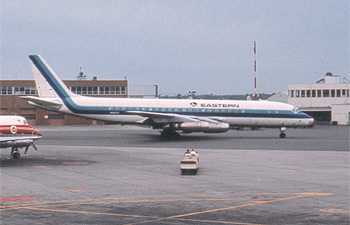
[254,41,257,100]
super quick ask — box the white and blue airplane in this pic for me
[21,55,314,139]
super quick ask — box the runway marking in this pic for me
[35,166,48,168]
[14,206,160,220]
[168,193,317,218]
[62,162,88,165]
[0,192,291,209]
[320,209,350,214]
[67,190,85,193]
[0,193,333,224]
[125,193,332,225]
[0,197,36,202]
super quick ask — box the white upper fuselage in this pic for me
[35,94,314,128]
[0,116,29,125]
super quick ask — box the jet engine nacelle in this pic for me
[179,121,229,133]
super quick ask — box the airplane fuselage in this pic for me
[23,54,314,138]
[31,95,314,128]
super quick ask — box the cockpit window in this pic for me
[20,119,29,125]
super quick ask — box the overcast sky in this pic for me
[1,0,348,95]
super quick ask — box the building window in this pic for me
[86,87,92,95]
[312,90,316,97]
[110,87,115,95]
[317,90,322,97]
[1,87,13,95]
[289,90,294,97]
[82,87,87,95]
[70,86,125,95]
[323,90,330,97]
[11,86,37,95]
[93,87,98,94]
[116,87,121,94]
[104,87,110,94]
[20,114,36,120]
[295,90,300,97]
[336,89,341,97]
[306,90,311,97]
[301,90,305,97]
[330,90,335,97]
[47,114,65,119]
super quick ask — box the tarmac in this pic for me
[1,125,349,224]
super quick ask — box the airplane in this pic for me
[21,55,314,139]
[0,116,42,159]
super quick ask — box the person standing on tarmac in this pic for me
[190,149,198,157]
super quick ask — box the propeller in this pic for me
[31,143,38,151]
[24,143,39,155]
[24,146,30,154]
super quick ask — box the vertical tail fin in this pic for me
[29,55,75,99]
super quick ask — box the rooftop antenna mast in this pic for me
[77,67,87,80]
[253,40,257,100]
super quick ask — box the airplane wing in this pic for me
[19,96,62,110]
[0,135,42,142]
[122,111,223,124]
[0,135,42,158]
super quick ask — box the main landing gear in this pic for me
[160,130,180,139]
[11,147,21,159]
[279,127,287,138]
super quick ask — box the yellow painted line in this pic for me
[0,193,257,209]
[0,192,332,211]
[128,217,264,225]
[20,198,250,208]
[168,193,319,219]
[320,209,350,214]
[128,193,331,225]
[15,206,160,219]
[176,218,265,225]
[67,190,85,193]
[35,166,48,168]
[0,197,246,211]
[1,193,332,225]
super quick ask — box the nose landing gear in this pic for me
[11,147,21,159]
[279,127,287,138]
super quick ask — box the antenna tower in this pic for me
[254,41,257,100]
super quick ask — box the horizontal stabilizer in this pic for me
[20,96,62,110]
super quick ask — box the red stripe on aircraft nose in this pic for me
[0,125,42,136]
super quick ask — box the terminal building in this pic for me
[287,72,349,125]
[1,74,158,126]
[0,78,128,125]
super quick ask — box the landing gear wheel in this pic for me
[279,132,286,138]
[161,130,180,140]
[13,152,20,159]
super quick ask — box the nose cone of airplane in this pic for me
[33,128,42,136]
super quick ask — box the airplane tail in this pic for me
[29,55,75,99]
